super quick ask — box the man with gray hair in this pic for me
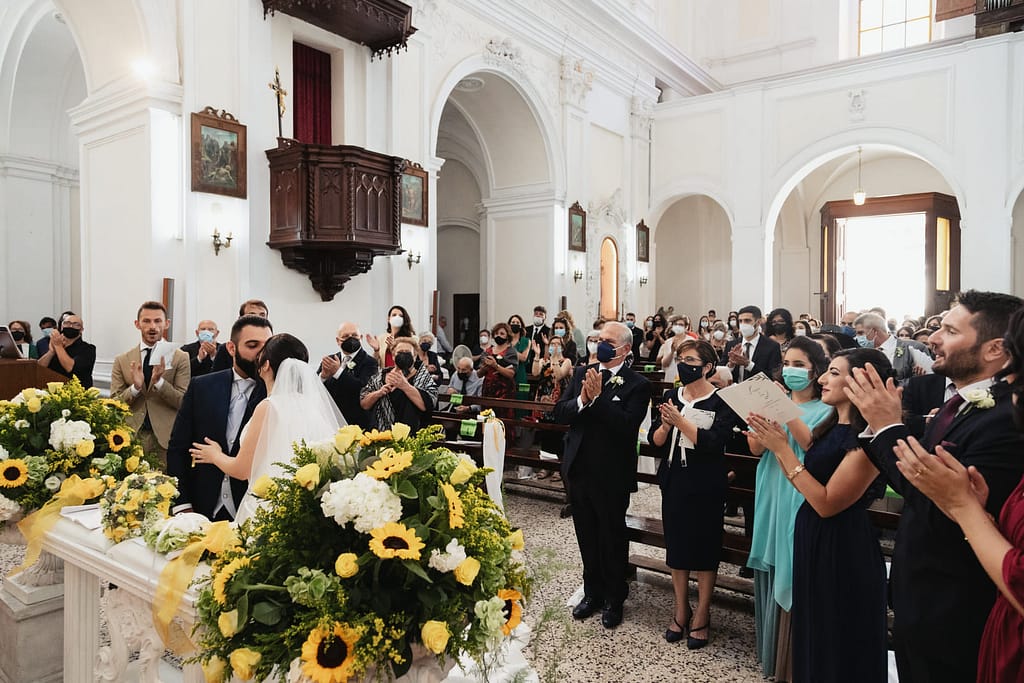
[321,321,377,428]
[555,321,649,629]
[854,312,927,383]
[441,355,482,413]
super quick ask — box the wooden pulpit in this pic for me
[0,359,69,400]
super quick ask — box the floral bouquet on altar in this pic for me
[99,471,178,543]
[0,377,155,526]
[193,422,529,683]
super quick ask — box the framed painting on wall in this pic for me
[636,219,650,262]
[401,161,429,226]
[190,107,247,199]
[568,201,586,252]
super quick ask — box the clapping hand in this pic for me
[893,437,990,520]
[531,340,541,356]
[365,334,380,351]
[150,356,166,385]
[580,367,602,404]
[385,366,409,389]
[658,401,684,428]
[48,331,66,349]
[727,345,748,368]
[130,360,146,391]
[198,340,217,361]
[844,363,903,431]
[321,355,341,379]
[746,413,788,452]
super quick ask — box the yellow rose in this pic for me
[508,529,525,551]
[294,463,320,491]
[75,439,95,457]
[334,552,359,578]
[156,501,170,515]
[125,455,140,473]
[334,424,364,452]
[46,382,64,393]
[251,475,276,498]
[453,556,480,586]
[20,388,36,401]
[391,422,411,441]
[26,397,42,413]
[201,655,227,682]
[218,609,240,637]
[156,481,176,499]
[228,648,261,680]
[450,458,476,485]
[421,620,450,654]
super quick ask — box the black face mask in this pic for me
[509,324,522,334]
[419,342,432,352]
[61,327,80,339]
[235,354,258,378]
[457,371,471,382]
[10,330,24,342]
[771,322,788,334]
[340,337,361,354]
[493,336,508,346]
[394,351,415,371]
[677,363,706,385]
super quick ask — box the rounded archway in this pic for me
[434,67,556,328]
[653,194,732,318]
[599,237,619,319]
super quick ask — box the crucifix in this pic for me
[268,67,287,139]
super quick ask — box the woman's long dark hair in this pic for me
[811,347,893,442]
[257,333,309,376]
[767,307,795,340]
[1003,307,1024,430]
[774,335,829,399]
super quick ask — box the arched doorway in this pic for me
[652,195,732,317]
[433,67,556,328]
[600,237,618,319]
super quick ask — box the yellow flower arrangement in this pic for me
[333,424,364,452]
[300,623,360,683]
[364,448,413,480]
[368,522,425,561]
[449,458,476,485]
[25,397,42,414]
[75,439,95,457]
[454,556,480,586]
[201,656,226,682]
[250,475,276,498]
[0,459,29,489]
[107,428,131,453]
[334,553,359,578]
[420,621,450,654]
[295,463,321,491]
[498,589,523,635]
[358,428,394,446]
[99,471,177,542]
[440,482,465,529]
[229,647,261,680]
[218,609,240,638]
[508,529,525,551]
[390,422,411,441]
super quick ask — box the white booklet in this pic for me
[717,372,803,424]
[678,407,715,450]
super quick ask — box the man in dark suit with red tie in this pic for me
[167,315,272,520]
[848,290,1024,683]
[555,322,649,629]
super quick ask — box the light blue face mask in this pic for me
[548,345,558,355]
[198,330,215,343]
[782,367,812,391]
[855,334,872,348]
[553,328,566,337]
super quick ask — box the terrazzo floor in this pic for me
[0,481,768,683]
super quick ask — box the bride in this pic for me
[190,333,344,523]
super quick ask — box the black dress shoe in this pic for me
[572,596,601,620]
[601,603,623,629]
[559,504,573,518]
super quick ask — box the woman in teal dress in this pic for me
[507,314,531,394]
[746,336,833,681]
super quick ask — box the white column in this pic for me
[62,563,100,683]
[731,223,771,310]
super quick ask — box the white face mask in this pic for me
[586,341,599,355]
[671,325,686,336]
[739,323,757,339]
[533,316,544,326]
[479,336,489,346]
[794,329,807,336]
[713,330,725,341]
[389,314,404,329]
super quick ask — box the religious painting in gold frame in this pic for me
[568,201,586,252]
[191,107,247,199]
[401,161,429,226]
[636,219,650,262]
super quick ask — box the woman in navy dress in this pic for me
[649,339,741,649]
[747,347,890,682]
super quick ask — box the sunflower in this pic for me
[213,556,251,605]
[368,522,424,560]
[365,448,413,480]
[440,482,464,529]
[300,622,360,683]
[0,459,28,488]
[358,429,393,446]
[106,428,131,452]
[498,589,523,635]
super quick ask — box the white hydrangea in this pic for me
[320,472,402,533]
[48,418,94,451]
[306,438,337,462]
[14,420,29,430]
[0,493,22,523]
[44,475,62,491]
[428,538,468,573]
[0,444,8,461]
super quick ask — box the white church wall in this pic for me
[653,195,731,318]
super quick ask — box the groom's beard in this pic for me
[235,355,258,378]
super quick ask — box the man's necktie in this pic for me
[925,393,966,450]
[739,342,751,381]
[600,369,612,386]
[226,379,252,453]
[141,347,153,430]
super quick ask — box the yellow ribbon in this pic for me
[10,475,105,577]
[152,521,240,653]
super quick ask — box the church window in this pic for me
[859,0,933,55]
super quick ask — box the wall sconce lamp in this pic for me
[406,251,421,269]
[573,269,584,282]
[853,146,866,206]
[212,228,233,255]
[639,276,648,287]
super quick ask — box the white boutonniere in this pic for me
[964,388,995,410]
[607,375,624,387]
[346,361,356,370]
[894,346,905,359]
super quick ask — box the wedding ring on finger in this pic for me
[914,469,924,478]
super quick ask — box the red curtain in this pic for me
[293,42,332,145]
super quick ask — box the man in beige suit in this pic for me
[110,301,191,467]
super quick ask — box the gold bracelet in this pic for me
[787,465,805,481]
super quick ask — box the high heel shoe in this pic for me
[687,619,710,650]
[664,607,691,643]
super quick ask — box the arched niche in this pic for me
[600,237,619,319]
[653,194,732,316]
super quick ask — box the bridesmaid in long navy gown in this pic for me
[747,347,890,682]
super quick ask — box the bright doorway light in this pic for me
[844,212,926,320]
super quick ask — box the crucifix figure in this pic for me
[268,67,287,139]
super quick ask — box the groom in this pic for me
[167,315,273,520]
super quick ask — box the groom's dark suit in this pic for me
[166,369,266,519]
[554,363,649,607]
[864,380,1024,683]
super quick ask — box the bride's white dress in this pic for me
[234,358,345,524]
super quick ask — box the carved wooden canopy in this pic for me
[262,0,416,58]
[267,140,406,300]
